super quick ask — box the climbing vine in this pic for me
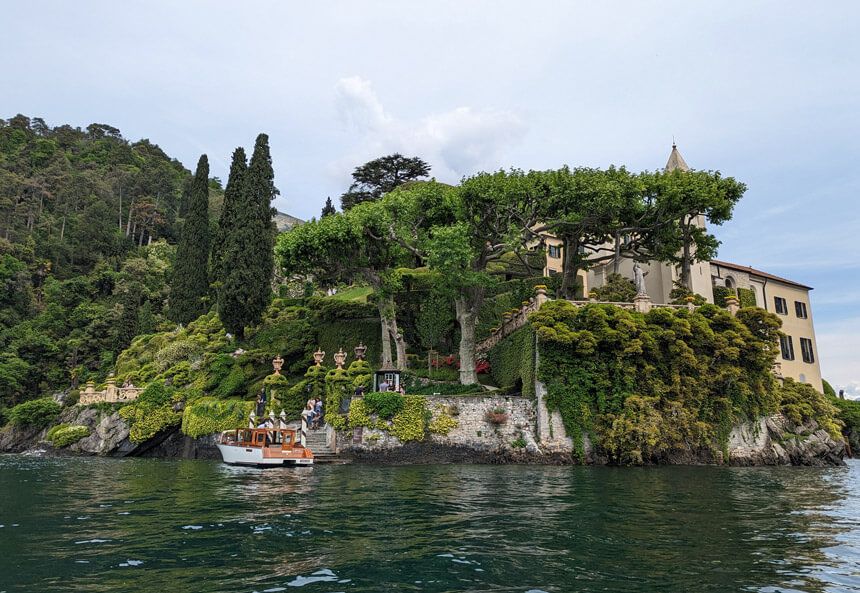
[181,398,255,438]
[528,301,806,463]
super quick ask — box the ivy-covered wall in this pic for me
[527,301,832,464]
[486,326,536,397]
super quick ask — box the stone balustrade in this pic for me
[78,379,143,405]
[476,289,703,355]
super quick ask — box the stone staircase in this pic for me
[303,427,345,463]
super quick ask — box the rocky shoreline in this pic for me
[0,403,846,467]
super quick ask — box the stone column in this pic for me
[105,378,118,402]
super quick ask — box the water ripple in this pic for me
[1,456,860,592]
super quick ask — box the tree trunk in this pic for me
[118,186,122,232]
[385,296,409,371]
[559,236,580,299]
[377,300,393,366]
[60,215,65,241]
[126,199,134,236]
[612,232,621,274]
[454,296,479,385]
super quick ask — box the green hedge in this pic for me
[364,391,404,418]
[737,287,757,308]
[712,286,735,307]
[486,325,536,397]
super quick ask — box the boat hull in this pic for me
[216,443,314,467]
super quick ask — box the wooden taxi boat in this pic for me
[216,427,314,466]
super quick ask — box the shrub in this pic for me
[391,395,427,442]
[53,425,90,448]
[154,340,201,372]
[65,390,81,407]
[46,423,70,441]
[511,437,526,448]
[484,405,508,429]
[136,382,176,407]
[779,378,842,439]
[364,391,405,418]
[9,399,62,429]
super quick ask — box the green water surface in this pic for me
[1,456,858,592]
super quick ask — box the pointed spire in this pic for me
[664,141,690,172]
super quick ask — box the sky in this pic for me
[3,1,858,395]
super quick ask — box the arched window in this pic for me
[724,276,735,290]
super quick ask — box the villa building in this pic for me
[710,260,822,391]
[543,143,824,391]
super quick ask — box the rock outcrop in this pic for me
[0,404,846,467]
[725,415,845,466]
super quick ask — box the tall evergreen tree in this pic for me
[211,147,247,299]
[220,134,277,338]
[168,154,210,324]
[115,284,141,351]
[321,196,336,217]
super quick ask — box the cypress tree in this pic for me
[168,154,210,324]
[138,300,156,335]
[211,147,247,300]
[115,285,141,351]
[220,134,277,338]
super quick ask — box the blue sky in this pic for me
[3,1,858,395]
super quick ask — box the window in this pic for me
[548,245,561,259]
[795,301,808,319]
[780,335,795,361]
[800,338,815,363]
[774,296,788,315]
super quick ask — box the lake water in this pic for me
[1,455,859,593]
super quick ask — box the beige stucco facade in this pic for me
[711,260,822,392]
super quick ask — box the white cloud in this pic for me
[330,77,526,187]
[816,316,860,398]
[335,76,392,132]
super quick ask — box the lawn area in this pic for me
[330,286,374,303]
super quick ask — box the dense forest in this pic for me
[0,115,227,413]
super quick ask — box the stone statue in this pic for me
[633,263,649,295]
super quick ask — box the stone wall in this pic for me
[338,395,538,458]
